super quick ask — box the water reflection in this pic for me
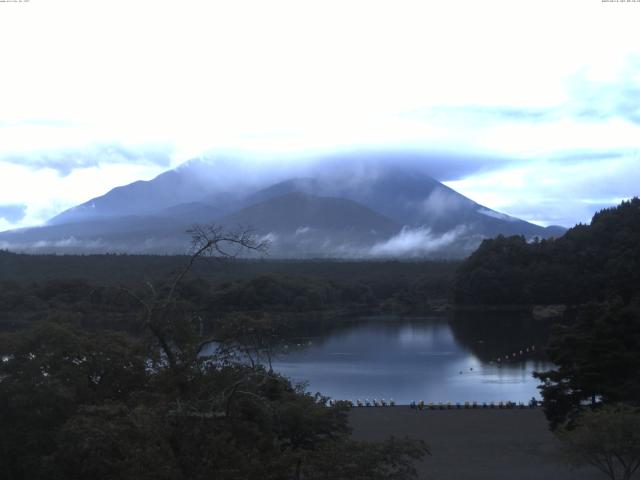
[272,314,554,404]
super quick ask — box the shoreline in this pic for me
[349,408,601,480]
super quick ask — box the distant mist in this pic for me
[179,147,512,192]
[368,226,468,258]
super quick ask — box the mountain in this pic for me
[0,214,192,253]
[0,193,402,256]
[47,159,254,225]
[216,192,401,256]
[235,170,560,238]
[0,153,567,257]
[220,192,399,234]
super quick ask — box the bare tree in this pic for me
[122,224,268,373]
[557,403,640,480]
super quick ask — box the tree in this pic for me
[557,404,640,480]
[0,224,429,480]
[533,302,640,430]
[0,321,147,480]
[453,198,640,307]
[121,224,268,376]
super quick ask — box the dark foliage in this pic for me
[453,198,640,306]
[0,317,428,480]
[0,227,429,479]
[533,301,640,430]
[0,259,456,333]
[556,403,640,480]
[452,199,640,433]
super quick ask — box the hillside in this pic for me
[453,198,640,306]
[0,154,565,257]
[216,192,401,256]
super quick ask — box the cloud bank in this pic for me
[369,226,468,258]
[0,1,638,230]
[0,204,27,223]
[1,141,173,176]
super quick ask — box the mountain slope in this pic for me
[222,192,398,232]
[217,192,401,255]
[1,154,567,257]
[47,159,253,225]
[454,197,640,305]
[237,170,560,239]
[0,193,403,256]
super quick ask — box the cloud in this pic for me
[305,148,514,183]
[406,105,560,124]
[1,142,173,176]
[0,204,27,223]
[477,208,518,222]
[446,154,640,227]
[0,160,170,231]
[0,237,106,252]
[258,232,278,246]
[368,226,467,258]
[547,149,629,164]
[418,189,471,218]
[569,56,640,125]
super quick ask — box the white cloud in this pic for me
[446,154,640,227]
[0,0,638,228]
[419,189,470,218]
[1,0,637,152]
[477,209,518,223]
[0,161,167,231]
[369,226,466,257]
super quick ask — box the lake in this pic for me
[271,314,555,405]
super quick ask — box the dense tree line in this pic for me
[453,199,640,435]
[453,198,640,306]
[0,251,456,295]
[0,263,454,332]
[534,300,640,430]
[0,319,427,480]
[0,228,428,479]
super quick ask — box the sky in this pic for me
[0,0,639,231]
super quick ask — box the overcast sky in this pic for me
[1,0,639,231]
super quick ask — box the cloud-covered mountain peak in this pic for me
[1,153,565,256]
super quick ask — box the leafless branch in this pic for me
[164,224,268,309]
[124,224,269,375]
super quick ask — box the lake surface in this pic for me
[271,315,554,405]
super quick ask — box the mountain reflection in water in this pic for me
[272,314,553,405]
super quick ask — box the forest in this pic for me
[453,199,640,451]
[0,231,443,479]
[2,199,640,479]
[0,254,456,333]
[453,198,640,307]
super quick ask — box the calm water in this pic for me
[271,315,554,405]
